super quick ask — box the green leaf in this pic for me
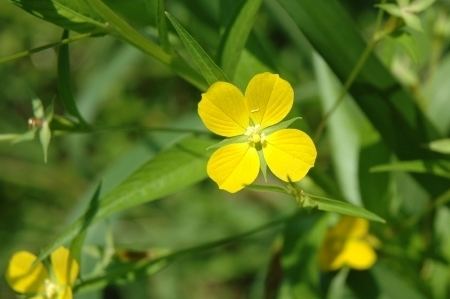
[408,0,436,13]
[313,53,361,205]
[428,139,450,154]
[304,193,386,223]
[86,0,171,65]
[371,160,450,179]
[38,136,213,260]
[276,0,446,196]
[156,0,170,51]
[57,30,89,127]
[262,117,302,135]
[9,0,107,32]
[377,3,403,17]
[217,0,263,78]
[70,183,101,263]
[401,12,423,31]
[326,268,350,299]
[279,212,328,299]
[166,12,227,86]
[372,263,428,299]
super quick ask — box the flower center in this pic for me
[245,125,265,149]
[44,279,58,299]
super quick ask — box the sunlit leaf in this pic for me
[304,193,386,223]
[428,139,450,154]
[166,12,227,86]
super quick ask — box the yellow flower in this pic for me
[198,72,317,193]
[5,247,79,299]
[319,217,378,271]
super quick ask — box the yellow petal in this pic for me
[329,217,369,239]
[51,247,79,286]
[5,251,47,294]
[319,238,347,271]
[341,240,377,270]
[198,81,249,137]
[207,143,260,193]
[245,72,293,128]
[263,129,316,181]
[58,286,73,299]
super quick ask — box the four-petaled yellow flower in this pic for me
[319,217,378,271]
[5,246,79,299]
[198,72,317,193]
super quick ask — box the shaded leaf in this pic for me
[371,160,450,179]
[57,30,89,127]
[9,0,106,32]
[218,0,263,78]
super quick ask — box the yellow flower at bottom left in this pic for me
[5,246,79,299]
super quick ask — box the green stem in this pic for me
[0,31,104,64]
[52,123,211,136]
[73,216,289,292]
[314,0,387,141]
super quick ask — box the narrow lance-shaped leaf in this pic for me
[70,183,101,264]
[304,193,386,223]
[57,30,89,127]
[218,0,263,78]
[166,12,227,86]
[156,0,170,51]
[38,136,214,260]
[8,0,107,32]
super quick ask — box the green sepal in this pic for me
[262,117,302,135]
[206,135,248,151]
[39,121,52,163]
[258,150,267,182]
[32,98,45,119]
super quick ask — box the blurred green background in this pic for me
[1,0,449,298]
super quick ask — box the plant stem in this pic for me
[0,31,104,64]
[73,216,289,292]
[314,1,387,141]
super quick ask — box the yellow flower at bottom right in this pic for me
[319,216,378,271]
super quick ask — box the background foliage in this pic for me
[0,0,449,298]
